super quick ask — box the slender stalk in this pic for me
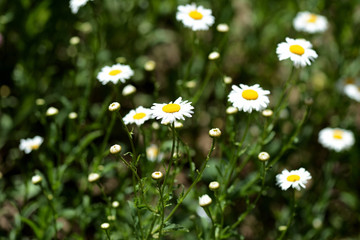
[151,138,216,235]
[161,123,176,194]
[277,190,296,240]
[204,207,216,239]
[158,184,165,239]
[104,229,111,240]
[40,185,57,239]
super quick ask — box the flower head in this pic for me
[216,23,229,32]
[209,181,220,191]
[146,144,161,162]
[276,37,318,68]
[46,107,59,116]
[151,171,163,180]
[176,3,215,31]
[108,102,121,112]
[151,97,194,124]
[97,64,134,85]
[123,106,152,126]
[110,144,122,154]
[318,128,355,152]
[228,84,270,113]
[209,128,222,138]
[199,194,212,207]
[258,152,270,161]
[70,0,90,14]
[32,175,42,185]
[276,168,312,191]
[122,84,136,96]
[100,222,110,229]
[88,173,100,182]
[344,84,360,102]
[293,11,328,33]
[19,136,44,154]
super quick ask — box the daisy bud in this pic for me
[152,122,160,130]
[209,128,222,138]
[122,84,136,96]
[199,194,212,207]
[151,171,163,180]
[216,23,229,32]
[110,144,122,154]
[112,201,120,208]
[68,112,78,119]
[108,102,120,112]
[144,60,156,71]
[223,76,232,84]
[209,181,220,191]
[35,98,45,106]
[258,152,270,161]
[31,175,42,185]
[262,109,273,117]
[88,173,100,183]
[185,80,197,88]
[174,121,183,128]
[69,36,80,45]
[107,215,116,221]
[101,223,110,229]
[226,106,238,115]
[46,107,59,116]
[208,51,220,60]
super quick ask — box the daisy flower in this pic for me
[151,97,194,124]
[228,84,270,113]
[123,106,152,126]
[97,64,134,85]
[176,3,215,31]
[293,11,328,33]
[69,0,90,14]
[276,37,318,68]
[19,136,44,154]
[276,168,312,191]
[146,144,162,162]
[342,78,360,102]
[318,127,355,152]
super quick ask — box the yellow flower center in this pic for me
[333,130,343,139]
[189,10,203,20]
[31,144,40,150]
[345,77,355,85]
[289,45,305,56]
[162,103,181,113]
[109,70,122,76]
[307,14,317,23]
[242,89,259,100]
[133,112,146,120]
[287,174,300,182]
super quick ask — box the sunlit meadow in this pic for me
[1,0,360,239]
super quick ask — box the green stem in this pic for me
[277,190,296,240]
[40,185,57,239]
[104,229,111,240]
[158,184,165,239]
[161,123,176,194]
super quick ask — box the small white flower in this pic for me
[208,51,220,60]
[262,109,273,117]
[144,60,156,71]
[108,102,121,112]
[151,171,163,180]
[123,106,152,126]
[228,84,270,113]
[276,37,318,68]
[97,64,134,85]
[199,194,212,207]
[31,175,42,185]
[110,144,122,154]
[146,144,161,162]
[122,84,136,96]
[209,181,220,190]
[19,136,44,154]
[68,112,78,119]
[209,128,221,138]
[318,128,355,152]
[216,23,229,32]
[88,173,100,182]
[276,168,312,191]
[258,152,270,161]
[176,3,215,31]
[223,76,232,84]
[46,107,59,116]
[100,222,110,229]
[151,97,194,124]
[343,84,360,102]
[69,0,90,14]
[112,201,120,208]
[293,11,328,33]
[226,106,238,114]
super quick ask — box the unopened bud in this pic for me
[258,152,270,161]
[209,128,222,138]
[110,144,122,154]
[108,102,120,112]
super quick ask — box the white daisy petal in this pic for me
[151,98,194,125]
[228,84,270,113]
[276,168,312,191]
[69,0,91,14]
[97,64,134,85]
[318,127,355,152]
[293,11,328,33]
[19,136,44,154]
[276,37,318,68]
[176,3,215,31]
[123,106,152,126]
